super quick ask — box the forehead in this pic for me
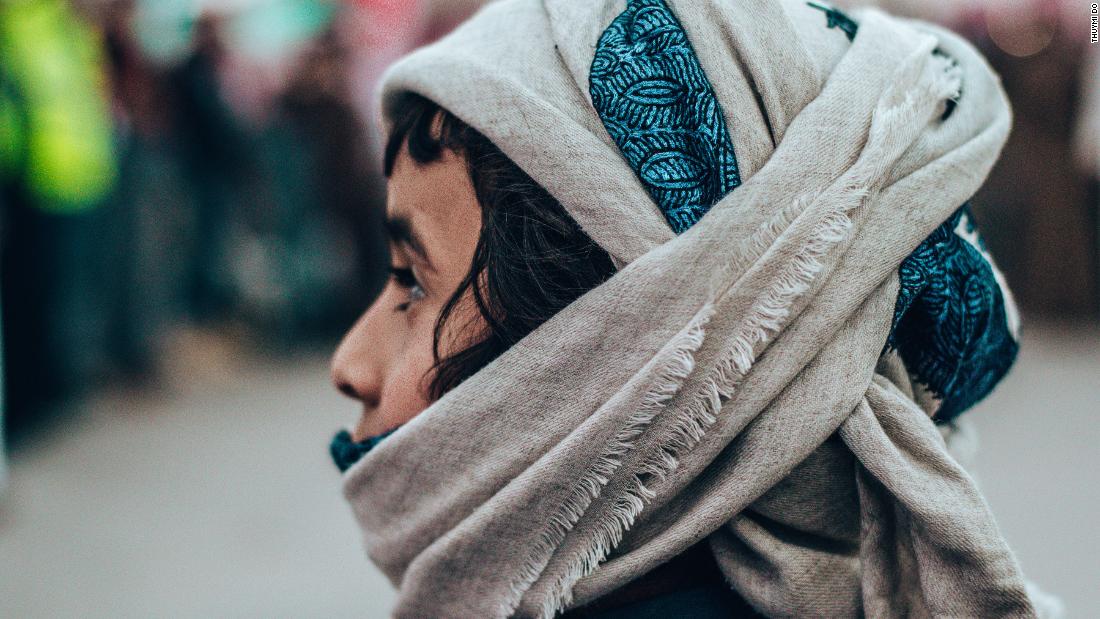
[386,144,482,273]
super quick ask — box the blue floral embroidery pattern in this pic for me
[589,0,741,233]
[590,0,1018,422]
[886,204,1019,421]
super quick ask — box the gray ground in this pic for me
[1,322,1096,617]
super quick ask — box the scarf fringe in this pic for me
[532,197,857,618]
[501,303,713,619]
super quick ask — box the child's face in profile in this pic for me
[330,142,482,441]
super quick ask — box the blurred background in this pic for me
[0,0,1096,616]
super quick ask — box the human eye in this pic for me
[389,265,426,311]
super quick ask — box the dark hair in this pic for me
[383,93,617,400]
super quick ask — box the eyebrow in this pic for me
[383,214,432,267]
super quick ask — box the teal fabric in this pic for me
[807,0,859,41]
[886,203,1019,421]
[330,428,396,473]
[589,0,741,233]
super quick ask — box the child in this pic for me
[330,1,1043,616]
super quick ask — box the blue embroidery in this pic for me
[807,1,859,41]
[589,0,741,233]
[886,204,1019,421]
[590,0,1018,421]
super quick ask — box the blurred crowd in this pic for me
[0,0,485,448]
[0,0,1096,469]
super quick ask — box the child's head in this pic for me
[330,93,615,442]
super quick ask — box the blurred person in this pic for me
[339,0,486,148]
[248,28,387,340]
[95,0,183,377]
[0,0,117,434]
[1073,43,1100,313]
[1074,42,1100,180]
[166,13,251,323]
[1073,39,1100,314]
[328,1,1060,616]
[0,222,5,496]
[339,0,430,146]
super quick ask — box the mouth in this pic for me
[329,427,399,473]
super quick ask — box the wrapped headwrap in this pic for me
[340,0,1050,616]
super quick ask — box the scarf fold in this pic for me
[341,1,1047,616]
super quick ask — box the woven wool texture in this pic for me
[340,0,1043,616]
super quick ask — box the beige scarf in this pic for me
[341,0,1046,616]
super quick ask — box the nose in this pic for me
[330,312,382,408]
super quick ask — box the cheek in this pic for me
[433,287,485,359]
[374,303,441,429]
[380,332,436,425]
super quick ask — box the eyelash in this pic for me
[389,266,426,311]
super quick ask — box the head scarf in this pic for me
[340,1,1050,616]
